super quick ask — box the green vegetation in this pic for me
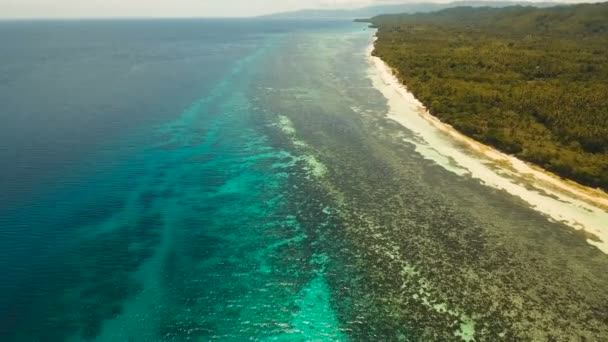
[368,3,608,190]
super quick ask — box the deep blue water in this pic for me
[3,17,608,342]
[0,19,352,341]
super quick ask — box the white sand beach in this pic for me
[367,37,608,254]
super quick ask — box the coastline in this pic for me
[367,36,608,254]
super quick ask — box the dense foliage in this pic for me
[369,3,608,190]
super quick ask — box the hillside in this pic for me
[262,1,559,19]
[369,3,608,190]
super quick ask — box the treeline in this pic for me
[368,3,608,190]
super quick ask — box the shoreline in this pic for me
[366,36,608,254]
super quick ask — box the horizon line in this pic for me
[0,0,586,21]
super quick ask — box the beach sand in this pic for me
[367,37,608,254]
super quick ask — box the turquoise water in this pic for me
[2,19,608,341]
[0,20,350,341]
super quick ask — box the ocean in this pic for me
[1,19,608,341]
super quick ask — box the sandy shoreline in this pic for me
[367,36,608,254]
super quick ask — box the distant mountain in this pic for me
[261,1,561,19]
[369,2,608,33]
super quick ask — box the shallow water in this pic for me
[1,19,607,341]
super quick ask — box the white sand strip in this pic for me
[367,37,608,254]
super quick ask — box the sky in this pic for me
[0,0,597,19]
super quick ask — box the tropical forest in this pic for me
[367,3,608,190]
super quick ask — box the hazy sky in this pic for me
[0,0,596,19]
